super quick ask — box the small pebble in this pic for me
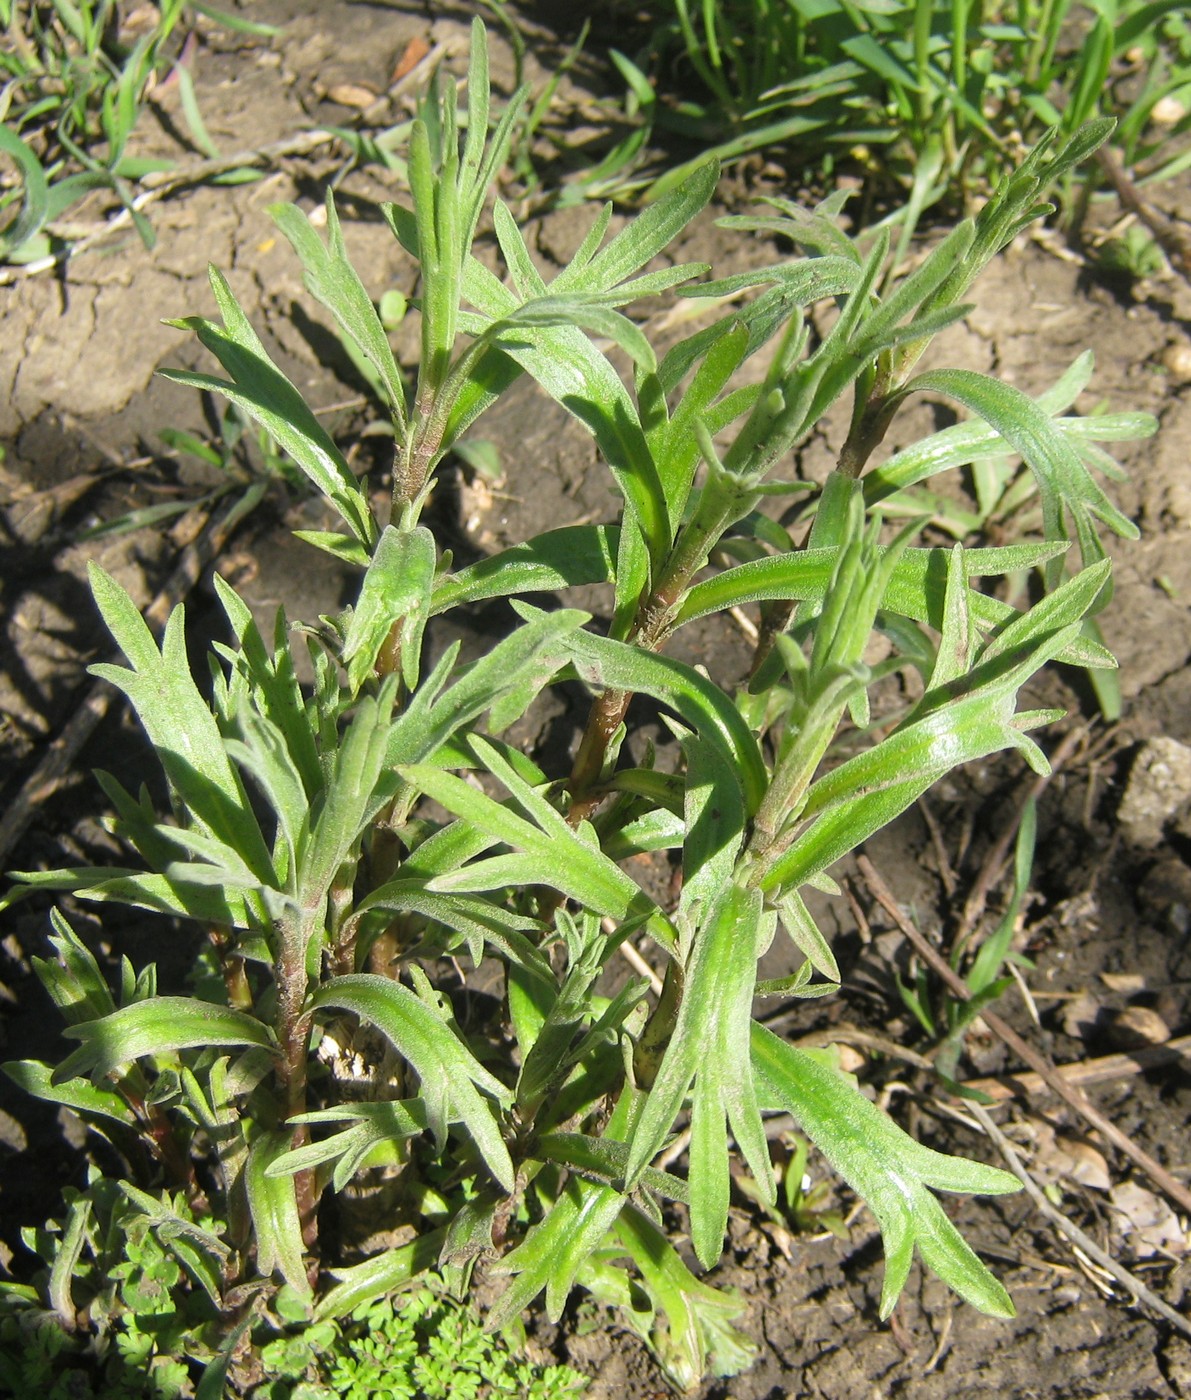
[1161,341,1191,383]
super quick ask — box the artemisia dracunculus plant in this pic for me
[5,21,1150,1390]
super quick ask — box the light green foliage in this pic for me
[621,0,1191,217]
[255,1286,589,1400]
[0,1193,582,1400]
[3,20,1155,1392]
[0,1173,222,1398]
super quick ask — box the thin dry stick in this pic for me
[857,854,1191,1219]
[918,794,958,897]
[1095,146,1191,280]
[962,1035,1191,1103]
[0,131,337,285]
[0,487,262,865]
[618,939,664,997]
[955,724,1088,949]
[967,1100,1191,1340]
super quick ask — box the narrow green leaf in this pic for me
[488,1176,625,1327]
[246,1132,310,1294]
[314,1230,445,1320]
[406,749,653,924]
[775,891,840,983]
[54,998,274,1082]
[537,1132,690,1203]
[752,1023,1016,1317]
[311,975,514,1190]
[461,255,667,570]
[0,125,50,258]
[271,194,408,431]
[344,524,436,692]
[626,887,772,1266]
[387,609,589,769]
[161,267,375,547]
[760,625,1083,894]
[548,613,768,815]
[89,564,275,883]
[554,160,718,294]
[615,1203,757,1389]
[432,524,618,612]
[300,679,398,913]
[33,908,116,1025]
[906,368,1139,562]
[3,1060,133,1125]
[677,729,747,937]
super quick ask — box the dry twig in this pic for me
[1095,147,1191,281]
[857,854,1191,1219]
[968,1100,1191,1340]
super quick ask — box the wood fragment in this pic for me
[961,1035,1191,1103]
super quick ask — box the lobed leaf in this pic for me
[406,737,655,924]
[161,268,375,548]
[905,368,1139,566]
[54,997,274,1083]
[270,193,408,431]
[89,564,276,884]
[487,1176,626,1328]
[547,611,768,815]
[758,621,1086,894]
[614,1203,757,1389]
[625,886,773,1266]
[311,974,514,1190]
[752,1023,1017,1316]
[387,609,589,769]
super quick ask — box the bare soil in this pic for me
[2,3,1191,1397]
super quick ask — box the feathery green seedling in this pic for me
[3,21,1154,1391]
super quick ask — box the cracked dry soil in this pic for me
[2,2,1191,1396]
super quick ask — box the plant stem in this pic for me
[836,390,897,480]
[275,921,317,1250]
[569,472,757,815]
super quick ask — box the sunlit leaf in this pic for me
[752,1023,1017,1316]
[311,975,514,1190]
[53,998,274,1082]
[246,1132,310,1294]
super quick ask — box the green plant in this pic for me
[900,797,1039,1090]
[0,1181,585,1400]
[618,0,1191,220]
[257,1285,588,1400]
[73,400,302,545]
[0,1169,225,1397]
[3,21,1154,1391]
[0,0,276,264]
